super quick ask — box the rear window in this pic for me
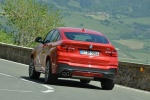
[64,32,109,44]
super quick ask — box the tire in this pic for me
[80,79,91,84]
[29,59,40,79]
[45,60,57,84]
[101,79,114,90]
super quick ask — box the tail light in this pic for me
[105,49,118,57]
[68,47,76,52]
[57,45,67,51]
[111,50,118,57]
[57,45,76,52]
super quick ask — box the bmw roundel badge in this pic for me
[89,44,93,50]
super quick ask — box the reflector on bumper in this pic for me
[72,71,103,78]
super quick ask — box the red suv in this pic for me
[29,27,118,90]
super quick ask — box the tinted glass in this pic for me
[43,30,55,43]
[64,32,109,44]
[50,30,60,42]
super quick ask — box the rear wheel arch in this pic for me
[46,55,51,63]
[29,57,40,79]
[46,55,53,71]
[45,56,58,83]
[31,54,34,59]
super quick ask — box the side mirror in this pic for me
[35,37,43,43]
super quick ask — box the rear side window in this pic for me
[50,30,60,42]
[64,32,109,44]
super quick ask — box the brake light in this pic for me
[111,50,118,57]
[82,28,85,32]
[68,47,76,52]
[105,50,117,57]
[57,45,67,51]
[57,45,76,52]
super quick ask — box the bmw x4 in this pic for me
[29,27,118,90]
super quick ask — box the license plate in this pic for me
[80,50,99,56]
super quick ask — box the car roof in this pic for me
[56,27,103,35]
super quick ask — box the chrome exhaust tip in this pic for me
[61,71,70,77]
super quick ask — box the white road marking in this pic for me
[0,58,28,67]
[21,79,36,84]
[21,79,55,93]
[0,59,55,94]
[41,85,55,93]
[116,85,150,94]
[0,73,13,77]
[1,59,149,94]
[0,89,33,93]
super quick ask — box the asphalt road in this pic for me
[0,58,150,100]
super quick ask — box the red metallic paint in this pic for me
[32,27,118,78]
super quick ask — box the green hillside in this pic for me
[41,0,150,17]
[48,0,150,64]
[37,0,150,40]
[0,0,150,64]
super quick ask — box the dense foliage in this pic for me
[0,29,13,44]
[0,0,150,64]
[0,0,150,43]
[0,0,64,47]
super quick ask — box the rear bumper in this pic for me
[56,63,117,80]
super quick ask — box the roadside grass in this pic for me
[120,51,150,64]
[68,0,81,8]
[119,57,145,64]
[128,52,150,61]
[113,39,144,49]
[63,12,119,34]
[108,19,134,34]
[121,18,150,25]
[111,40,130,50]
[85,14,108,21]
[63,12,136,38]
[111,40,150,64]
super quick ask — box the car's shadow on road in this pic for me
[21,76,102,90]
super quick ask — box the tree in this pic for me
[2,0,64,47]
[0,29,13,44]
[0,21,12,43]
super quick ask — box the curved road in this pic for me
[0,59,150,100]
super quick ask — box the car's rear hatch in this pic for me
[66,41,116,68]
[60,32,117,69]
